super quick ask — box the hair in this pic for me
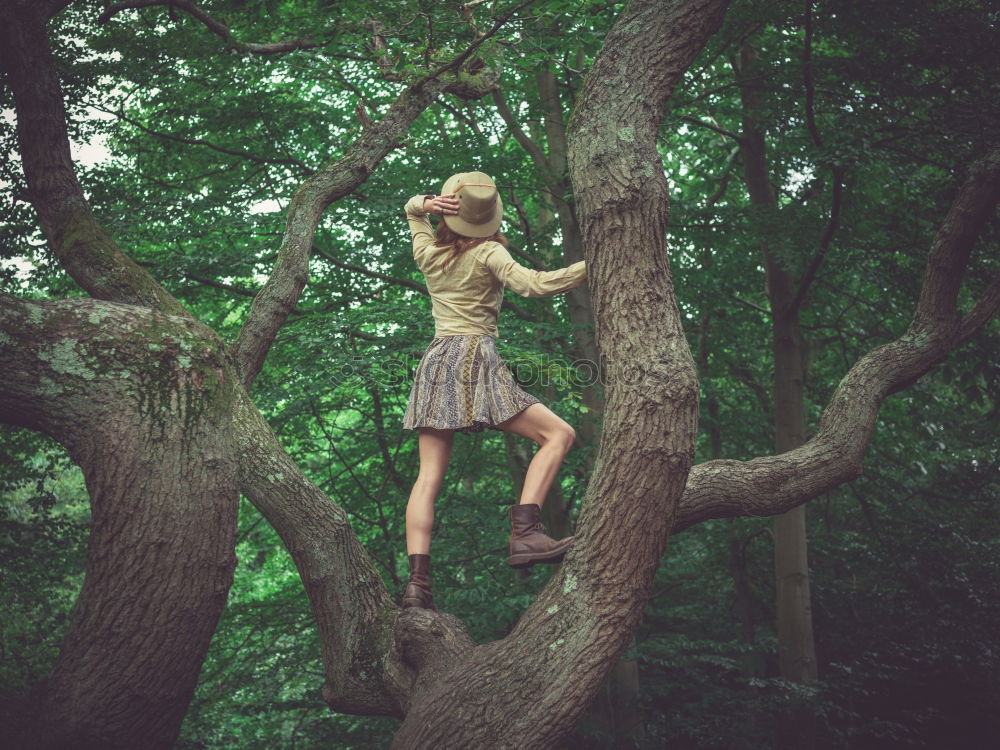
[434,220,508,267]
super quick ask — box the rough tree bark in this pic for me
[2,1,999,749]
[0,293,239,750]
[389,0,728,745]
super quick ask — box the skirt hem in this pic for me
[403,398,540,435]
[402,334,541,435]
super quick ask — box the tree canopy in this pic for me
[1,0,998,748]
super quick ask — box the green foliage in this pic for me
[2,0,999,747]
[0,432,89,694]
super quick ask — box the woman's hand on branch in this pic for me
[423,194,460,216]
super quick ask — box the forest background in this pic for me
[1,0,998,748]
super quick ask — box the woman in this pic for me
[400,171,588,611]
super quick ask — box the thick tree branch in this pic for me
[914,148,1000,328]
[233,387,478,717]
[0,7,190,318]
[0,292,237,749]
[672,146,1000,533]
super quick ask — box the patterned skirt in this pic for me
[402,334,541,434]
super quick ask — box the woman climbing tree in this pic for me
[400,171,588,610]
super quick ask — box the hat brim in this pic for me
[441,172,504,238]
[442,197,503,238]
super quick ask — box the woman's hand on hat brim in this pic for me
[424,194,460,216]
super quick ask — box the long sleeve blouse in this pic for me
[405,194,587,337]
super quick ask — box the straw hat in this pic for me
[441,171,504,238]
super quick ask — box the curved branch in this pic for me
[233,388,477,717]
[673,145,1000,533]
[0,292,237,749]
[0,7,190,318]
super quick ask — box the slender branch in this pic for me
[789,164,843,312]
[679,114,744,143]
[802,0,823,150]
[728,292,770,316]
[789,2,844,313]
[98,0,325,55]
[435,97,486,141]
[959,270,1000,340]
[312,245,428,295]
[703,144,740,207]
[102,105,311,173]
[184,272,257,299]
[492,89,556,184]
[415,0,535,89]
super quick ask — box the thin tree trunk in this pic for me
[732,40,818,747]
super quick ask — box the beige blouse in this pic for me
[405,195,588,337]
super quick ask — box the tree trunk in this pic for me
[732,40,819,747]
[4,2,998,748]
[0,294,239,750]
[388,1,728,747]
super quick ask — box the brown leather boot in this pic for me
[401,553,437,611]
[508,503,575,569]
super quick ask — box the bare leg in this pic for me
[405,426,455,555]
[495,403,576,507]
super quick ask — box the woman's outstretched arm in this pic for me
[480,242,587,298]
